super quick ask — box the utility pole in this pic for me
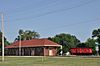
[1,13,4,62]
[19,35,21,56]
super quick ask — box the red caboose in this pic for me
[70,48,92,55]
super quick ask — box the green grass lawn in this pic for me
[0,56,100,66]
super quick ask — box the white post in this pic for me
[1,13,4,61]
[95,42,99,56]
[93,37,99,56]
[60,45,63,56]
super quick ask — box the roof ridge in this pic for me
[5,39,60,49]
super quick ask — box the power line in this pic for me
[3,0,62,22]
[5,0,97,22]
[39,18,100,31]
[5,0,61,15]
[5,0,62,20]
[6,0,72,20]
[37,18,100,37]
[4,0,45,13]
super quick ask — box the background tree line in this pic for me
[48,28,100,55]
[0,28,100,55]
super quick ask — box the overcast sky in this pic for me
[0,0,100,42]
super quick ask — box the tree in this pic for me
[15,29,40,41]
[85,38,96,54]
[0,31,10,46]
[85,38,95,48]
[92,28,100,54]
[76,43,87,48]
[0,31,10,55]
[48,33,80,55]
[92,28,100,44]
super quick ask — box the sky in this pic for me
[0,0,100,42]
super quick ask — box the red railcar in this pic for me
[70,48,92,55]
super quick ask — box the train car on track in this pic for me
[70,48,92,55]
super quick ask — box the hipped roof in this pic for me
[5,39,61,48]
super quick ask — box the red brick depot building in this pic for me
[5,39,61,56]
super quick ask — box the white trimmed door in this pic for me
[49,49,53,56]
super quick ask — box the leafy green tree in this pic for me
[0,31,10,54]
[92,28,100,54]
[15,29,40,41]
[76,43,87,48]
[0,31,10,46]
[92,28,100,44]
[48,33,80,55]
[85,38,95,48]
[85,38,96,54]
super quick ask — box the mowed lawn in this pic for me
[0,56,100,66]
